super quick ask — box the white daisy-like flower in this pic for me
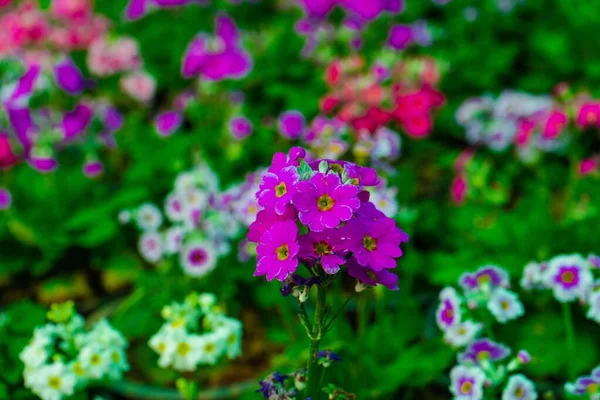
[28,362,77,400]
[501,374,537,400]
[586,290,600,323]
[195,332,225,366]
[148,327,178,369]
[106,347,129,380]
[520,261,545,290]
[164,193,187,222]
[171,334,205,372]
[135,203,163,231]
[164,226,185,254]
[180,240,217,278]
[449,365,485,400]
[544,254,593,302]
[180,188,208,213]
[175,172,196,193]
[138,231,163,263]
[443,320,482,348]
[20,342,50,369]
[487,288,524,323]
[79,344,110,379]
[368,186,399,218]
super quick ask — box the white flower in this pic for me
[450,365,485,400]
[149,327,178,369]
[444,320,482,348]
[172,334,205,371]
[544,254,593,302]
[198,293,217,312]
[368,185,399,218]
[487,288,524,323]
[86,319,128,349]
[118,210,131,224]
[136,203,163,231]
[501,374,537,400]
[217,317,242,359]
[587,290,600,323]
[180,188,208,212]
[20,342,50,369]
[106,347,129,380]
[164,226,185,254]
[520,262,545,290]
[164,193,187,222]
[195,332,226,366]
[436,287,462,330]
[138,231,163,263]
[175,172,197,193]
[180,240,217,278]
[28,362,76,400]
[79,344,111,379]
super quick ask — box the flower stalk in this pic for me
[562,302,577,380]
[305,284,327,399]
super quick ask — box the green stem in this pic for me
[562,302,577,380]
[305,284,327,400]
[188,378,197,400]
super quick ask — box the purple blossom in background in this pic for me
[83,160,104,178]
[278,110,306,140]
[182,14,252,81]
[103,106,124,134]
[388,24,414,50]
[229,116,253,139]
[62,104,93,141]
[9,64,40,104]
[459,265,509,292]
[28,155,58,173]
[436,287,462,329]
[53,58,94,95]
[7,107,37,152]
[154,111,182,136]
[544,254,593,302]
[0,188,11,210]
[459,338,511,365]
[347,256,399,290]
[125,0,206,20]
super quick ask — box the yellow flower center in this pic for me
[562,271,575,284]
[329,164,343,174]
[157,342,167,353]
[514,386,525,397]
[458,327,466,335]
[588,383,599,395]
[112,351,121,363]
[276,244,289,260]
[477,274,491,285]
[314,241,332,256]
[171,319,185,329]
[477,351,490,361]
[460,381,472,394]
[363,235,377,251]
[444,308,454,320]
[227,333,237,345]
[500,300,510,310]
[275,182,287,197]
[90,354,102,366]
[177,342,191,356]
[72,362,85,376]
[48,376,62,390]
[317,194,335,211]
[204,343,215,353]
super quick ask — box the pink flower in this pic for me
[229,116,253,140]
[83,160,103,178]
[347,203,408,271]
[576,102,600,128]
[255,220,300,281]
[51,0,92,21]
[0,133,18,169]
[257,167,299,215]
[278,110,306,140]
[579,158,598,176]
[268,147,307,174]
[298,230,346,274]
[248,207,296,243]
[515,119,536,147]
[155,111,182,136]
[542,110,567,140]
[451,175,467,204]
[347,256,399,290]
[388,24,413,50]
[293,172,360,232]
[120,71,156,103]
[88,36,141,76]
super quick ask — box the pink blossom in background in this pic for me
[155,111,183,136]
[51,0,92,21]
[182,14,252,81]
[120,71,156,103]
[83,160,104,178]
[576,102,600,128]
[579,158,598,176]
[0,133,18,169]
[88,36,142,77]
[278,111,306,139]
[451,175,468,205]
[388,24,414,50]
[229,116,253,140]
[542,110,567,140]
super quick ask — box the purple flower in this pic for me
[103,106,124,134]
[502,374,537,400]
[257,167,299,216]
[517,350,531,365]
[459,339,511,365]
[566,376,599,396]
[544,254,593,302]
[181,15,252,81]
[53,58,94,95]
[83,161,104,178]
[9,64,40,103]
[154,111,182,137]
[247,207,296,243]
[268,147,307,174]
[255,220,300,281]
[0,188,11,210]
[229,116,253,140]
[125,0,148,20]
[347,256,399,290]
[7,107,37,152]
[459,265,509,292]
[450,365,485,400]
[317,350,342,366]
[388,24,414,50]
[588,253,600,269]
[436,287,462,330]
[347,203,408,270]
[293,172,360,232]
[28,155,58,173]
[62,104,93,141]
[278,110,306,140]
[298,230,346,274]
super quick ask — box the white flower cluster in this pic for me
[521,253,600,321]
[20,303,128,400]
[456,90,567,162]
[120,163,250,278]
[148,293,242,372]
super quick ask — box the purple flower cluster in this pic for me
[565,366,600,398]
[0,60,123,177]
[248,147,408,289]
[256,371,302,399]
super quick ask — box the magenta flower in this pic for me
[248,207,296,243]
[9,64,40,103]
[459,338,511,365]
[182,15,252,81]
[154,111,182,136]
[83,160,103,178]
[579,158,598,176]
[347,256,399,290]
[299,230,346,274]
[542,110,567,140]
[255,220,300,281]
[347,204,408,271]
[388,24,413,50]
[576,102,600,128]
[62,103,93,141]
[53,58,94,95]
[293,172,360,232]
[0,188,11,210]
[278,110,306,140]
[459,265,509,292]
[0,133,18,169]
[436,287,462,330]
[257,167,299,215]
[268,147,307,174]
